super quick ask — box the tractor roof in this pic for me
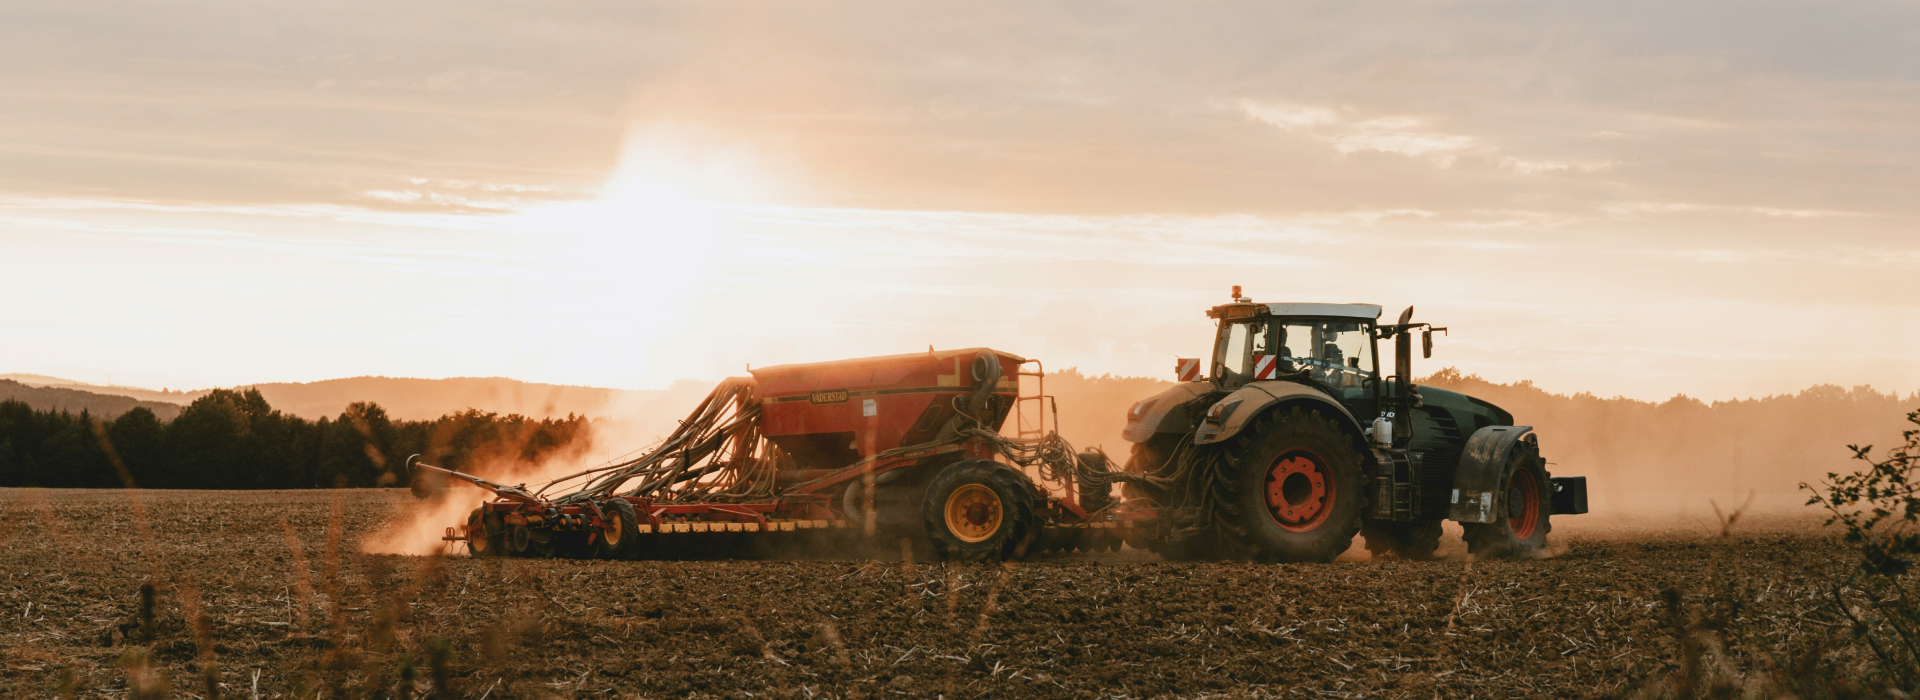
[1210,302,1383,320]
[1263,303,1383,320]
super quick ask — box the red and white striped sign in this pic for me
[1253,354,1279,380]
[1176,358,1202,382]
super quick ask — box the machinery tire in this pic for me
[508,522,532,557]
[595,499,643,560]
[1219,406,1367,563]
[922,459,1037,562]
[842,478,877,532]
[1463,442,1552,559]
[508,521,556,558]
[1361,519,1443,561]
[466,508,505,558]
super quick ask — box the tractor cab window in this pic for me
[1217,317,1375,389]
[1277,320,1375,389]
[1214,319,1281,385]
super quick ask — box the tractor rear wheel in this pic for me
[1361,519,1443,561]
[594,499,643,560]
[922,459,1037,562]
[1220,407,1366,563]
[466,508,505,558]
[1463,442,1552,559]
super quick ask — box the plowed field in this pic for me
[0,489,1846,698]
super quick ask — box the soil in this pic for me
[0,488,1848,699]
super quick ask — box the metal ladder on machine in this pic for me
[1013,359,1056,440]
[1014,359,1084,509]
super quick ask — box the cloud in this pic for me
[1601,202,1867,219]
[1500,158,1614,175]
[1237,101,1476,165]
[1237,101,1340,129]
[0,0,1917,226]
[1236,102,1615,174]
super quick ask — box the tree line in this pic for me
[0,388,592,489]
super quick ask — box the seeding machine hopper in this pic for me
[415,347,1134,561]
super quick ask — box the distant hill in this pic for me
[0,373,720,423]
[0,379,183,420]
[0,374,200,405]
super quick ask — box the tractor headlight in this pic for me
[1204,400,1241,424]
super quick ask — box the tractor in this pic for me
[1115,287,1588,561]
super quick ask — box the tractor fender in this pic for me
[1120,382,1214,443]
[1193,381,1365,446]
[1450,425,1538,524]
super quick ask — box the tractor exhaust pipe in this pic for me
[1393,306,1415,447]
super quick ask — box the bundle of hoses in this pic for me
[530,368,1148,513]
[542,377,783,506]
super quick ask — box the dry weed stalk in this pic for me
[1710,490,1755,539]
[175,575,222,700]
[91,423,165,579]
[277,518,317,628]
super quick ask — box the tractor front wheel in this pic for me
[1462,442,1552,559]
[922,459,1037,562]
[1221,407,1366,563]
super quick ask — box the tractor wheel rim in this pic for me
[1509,467,1541,539]
[603,513,623,546]
[469,517,489,553]
[1264,450,1334,533]
[944,484,1004,543]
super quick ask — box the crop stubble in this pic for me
[0,489,1843,698]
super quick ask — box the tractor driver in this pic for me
[1253,322,1296,374]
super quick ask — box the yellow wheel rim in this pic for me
[944,484,1003,543]
[603,513,623,546]
[468,512,490,553]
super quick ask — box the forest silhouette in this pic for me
[0,388,590,489]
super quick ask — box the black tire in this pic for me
[1463,439,1551,559]
[1361,519,1443,561]
[1218,407,1367,563]
[921,459,1037,562]
[508,521,556,558]
[466,508,505,558]
[842,478,877,532]
[594,499,643,560]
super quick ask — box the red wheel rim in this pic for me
[1265,449,1335,532]
[1509,466,1541,540]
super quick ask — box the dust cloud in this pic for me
[358,380,721,555]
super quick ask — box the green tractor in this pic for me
[1115,288,1587,561]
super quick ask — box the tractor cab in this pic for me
[1205,300,1384,417]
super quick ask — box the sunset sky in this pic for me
[3,1,1917,402]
